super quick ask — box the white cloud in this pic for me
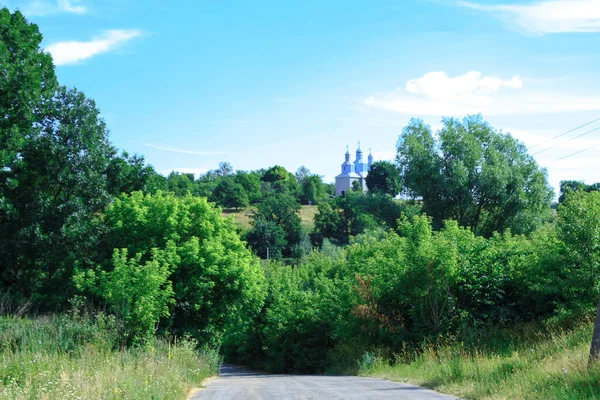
[404,71,522,101]
[364,70,600,116]
[460,0,600,34]
[145,143,228,156]
[46,29,142,65]
[12,0,87,16]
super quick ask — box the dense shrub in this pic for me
[225,191,600,373]
[77,191,266,346]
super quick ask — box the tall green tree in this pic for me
[300,175,326,205]
[234,171,262,204]
[365,161,402,196]
[262,165,299,194]
[396,115,553,236]
[166,171,195,196]
[246,217,287,260]
[0,87,115,307]
[213,177,249,209]
[0,8,57,172]
[254,193,303,253]
[106,151,162,195]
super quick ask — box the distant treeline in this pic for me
[162,163,334,208]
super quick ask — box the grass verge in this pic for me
[359,322,600,399]
[0,314,220,400]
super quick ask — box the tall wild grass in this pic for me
[359,322,600,400]
[0,314,220,399]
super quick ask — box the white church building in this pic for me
[335,143,373,197]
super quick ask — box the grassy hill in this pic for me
[222,205,319,232]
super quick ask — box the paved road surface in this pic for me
[191,365,457,400]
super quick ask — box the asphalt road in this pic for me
[191,365,457,400]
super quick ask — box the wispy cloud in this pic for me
[460,0,600,34]
[10,0,87,16]
[145,143,228,156]
[364,70,600,116]
[46,29,142,66]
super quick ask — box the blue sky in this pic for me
[3,0,600,193]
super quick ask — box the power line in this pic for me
[528,116,600,150]
[552,143,600,164]
[532,126,600,156]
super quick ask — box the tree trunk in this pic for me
[589,296,600,366]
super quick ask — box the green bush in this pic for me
[78,191,266,346]
[225,194,600,373]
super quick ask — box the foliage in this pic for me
[530,191,600,322]
[314,192,420,245]
[213,177,249,209]
[396,115,553,236]
[246,217,287,260]
[233,170,262,204]
[106,151,163,195]
[166,171,196,196]
[76,249,175,347]
[314,201,346,244]
[291,234,313,262]
[0,8,57,171]
[253,192,304,255]
[295,165,311,182]
[559,180,600,204]
[223,257,345,373]
[365,161,402,196]
[299,174,326,205]
[0,87,115,308]
[92,191,266,345]
[227,196,600,373]
[261,165,299,194]
[217,161,233,176]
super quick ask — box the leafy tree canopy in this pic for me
[246,217,287,260]
[396,115,553,237]
[253,193,303,255]
[0,8,57,170]
[365,161,402,196]
[300,175,326,205]
[0,87,116,307]
[91,191,266,344]
[262,165,299,194]
[559,180,600,204]
[213,177,249,209]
